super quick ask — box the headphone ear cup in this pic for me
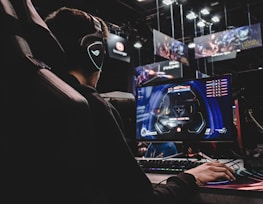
[74,14,106,72]
[79,35,105,72]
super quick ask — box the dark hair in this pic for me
[45,7,109,70]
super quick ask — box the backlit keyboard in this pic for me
[136,157,204,174]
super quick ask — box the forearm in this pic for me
[152,173,199,204]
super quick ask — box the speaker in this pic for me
[78,14,105,72]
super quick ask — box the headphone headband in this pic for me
[78,14,105,72]
[89,14,103,34]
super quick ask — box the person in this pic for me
[44,7,236,204]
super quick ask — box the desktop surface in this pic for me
[144,158,263,203]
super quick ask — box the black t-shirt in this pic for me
[63,73,199,204]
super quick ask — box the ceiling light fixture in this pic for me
[134,42,142,49]
[186,11,197,20]
[200,8,210,15]
[188,42,195,49]
[162,0,175,6]
[197,20,205,27]
[211,16,220,23]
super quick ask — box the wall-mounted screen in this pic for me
[132,60,182,96]
[134,60,182,85]
[194,23,262,59]
[153,29,189,65]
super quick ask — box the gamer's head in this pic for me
[45,7,109,85]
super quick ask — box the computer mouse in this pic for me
[206,177,231,185]
[206,169,246,185]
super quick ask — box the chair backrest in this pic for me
[9,0,67,72]
[1,0,95,202]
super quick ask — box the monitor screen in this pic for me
[135,74,234,144]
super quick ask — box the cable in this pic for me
[248,109,263,132]
[162,152,185,160]
[230,150,243,159]
[226,159,242,171]
[197,152,217,162]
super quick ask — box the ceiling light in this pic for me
[162,0,175,6]
[186,11,197,20]
[188,42,195,49]
[197,21,206,27]
[211,16,220,23]
[134,42,142,49]
[200,8,210,15]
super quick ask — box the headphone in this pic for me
[77,14,105,73]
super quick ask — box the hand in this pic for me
[185,161,236,185]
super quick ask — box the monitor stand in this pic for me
[162,142,216,162]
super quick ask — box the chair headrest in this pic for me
[9,0,66,73]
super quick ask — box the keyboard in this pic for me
[136,157,204,174]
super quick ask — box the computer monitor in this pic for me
[135,74,235,146]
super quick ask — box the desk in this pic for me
[146,164,263,204]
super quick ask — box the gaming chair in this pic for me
[1,0,96,203]
[8,0,67,72]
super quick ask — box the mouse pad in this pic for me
[202,169,263,191]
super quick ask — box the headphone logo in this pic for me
[91,49,100,56]
[85,40,104,71]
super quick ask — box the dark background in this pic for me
[31,0,263,93]
[28,0,263,160]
